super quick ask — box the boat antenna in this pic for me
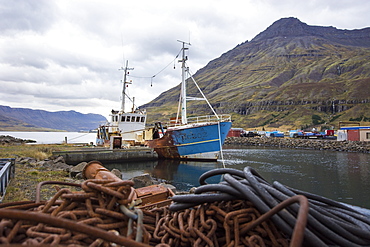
[177,40,191,124]
[119,60,134,113]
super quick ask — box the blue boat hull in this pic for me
[146,122,232,160]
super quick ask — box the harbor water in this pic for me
[1,132,369,209]
[105,145,370,209]
[0,131,97,144]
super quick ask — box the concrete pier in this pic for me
[53,147,158,165]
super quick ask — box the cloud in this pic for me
[0,0,369,119]
[0,0,59,33]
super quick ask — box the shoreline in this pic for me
[0,135,36,145]
[224,137,370,153]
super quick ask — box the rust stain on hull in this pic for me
[145,129,181,159]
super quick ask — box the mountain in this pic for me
[0,105,107,132]
[142,17,370,130]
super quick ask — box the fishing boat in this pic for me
[96,61,147,148]
[145,41,232,161]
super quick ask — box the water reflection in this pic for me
[334,152,370,202]
[105,146,370,208]
[105,159,223,192]
[104,161,158,181]
[153,160,224,191]
[222,146,370,208]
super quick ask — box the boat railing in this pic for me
[168,114,231,127]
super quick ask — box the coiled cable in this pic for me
[169,166,370,246]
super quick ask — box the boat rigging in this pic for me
[96,61,147,148]
[145,42,232,161]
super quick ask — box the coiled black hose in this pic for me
[169,166,370,246]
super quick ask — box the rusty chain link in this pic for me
[142,200,289,247]
[0,178,150,246]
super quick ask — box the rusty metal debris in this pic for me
[0,162,369,246]
[142,199,291,247]
[0,161,172,246]
[0,173,153,246]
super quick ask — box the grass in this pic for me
[0,144,83,159]
[2,164,74,203]
[0,144,84,203]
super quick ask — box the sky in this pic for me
[0,0,369,120]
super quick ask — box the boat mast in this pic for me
[178,40,190,124]
[120,61,134,113]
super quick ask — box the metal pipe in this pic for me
[82,160,137,205]
[83,160,121,181]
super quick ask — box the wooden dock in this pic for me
[53,147,158,165]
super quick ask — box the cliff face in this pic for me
[142,17,370,130]
[252,17,370,47]
[0,105,107,132]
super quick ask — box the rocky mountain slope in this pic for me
[142,17,370,130]
[0,105,106,132]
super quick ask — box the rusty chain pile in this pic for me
[0,179,150,247]
[0,161,369,247]
[0,179,302,247]
[142,200,290,247]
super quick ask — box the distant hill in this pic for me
[141,17,370,130]
[0,105,107,132]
